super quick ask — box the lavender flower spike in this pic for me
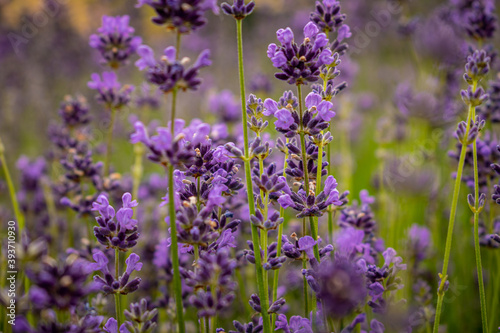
[136,0,219,33]
[89,15,142,68]
[221,0,255,20]
[135,45,211,93]
[88,72,134,109]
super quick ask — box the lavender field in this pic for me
[0,0,499,332]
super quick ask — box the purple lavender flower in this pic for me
[104,317,128,333]
[208,90,241,123]
[136,0,219,33]
[478,74,500,122]
[92,250,143,295]
[305,92,336,121]
[267,22,336,85]
[89,15,142,68]
[230,317,263,333]
[173,197,220,247]
[339,190,377,235]
[451,131,500,191]
[479,218,500,247]
[408,224,431,263]
[463,49,491,84]
[303,257,367,318]
[277,175,343,218]
[88,71,134,109]
[136,45,211,93]
[221,0,255,20]
[360,247,407,314]
[186,249,237,317]
[92,193,140,250]
[281,234,333,265]
[58,95,91,128]
[16,156,47,215]
[123,299,158,332]
[334,226,374,263]
[310,0,348,36]
[130,119,211,168]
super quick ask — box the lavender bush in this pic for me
[0,0,499,332]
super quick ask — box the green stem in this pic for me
[235,18,271,333]
[271,139,289,328]
[0,138,25,230]
[170,88,178,132]
[210,316,216,333]
[168,29,185,333]
[471,106,488,333]
[168,164,185,333]
[200,316,205,333]
[433,81,477,333]
[114,248,122,325]
[104,107,117,177]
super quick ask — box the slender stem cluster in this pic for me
[433,95,475,333]
[0,137,25,230]
[235,18,272,333]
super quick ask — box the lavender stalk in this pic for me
[433,83,475,333]
[235,17,272,333]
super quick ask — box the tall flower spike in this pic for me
[89,15,142,68]
[310,0,347,34]
[92,193,140,251]
[463,50,491,84]
[27,254,97,310]
[58,95,91,128]
[130,119,211,168]
[135,45,211,93]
